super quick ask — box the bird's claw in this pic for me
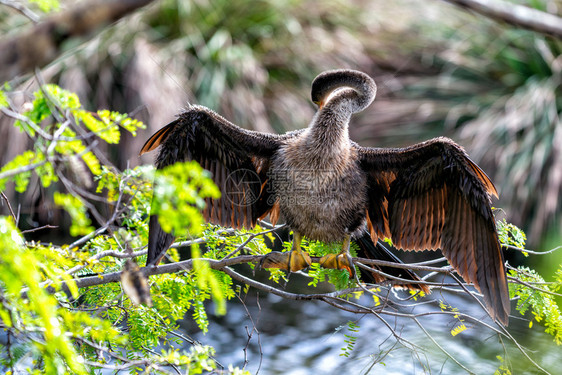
[319,252,356,278]
[260,250,312,272]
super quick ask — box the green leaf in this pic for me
[42,84,81,110]
[152,161,221,237]
[0,217,89,374]
[510,266,562,345]
[29,0,60,12]
[0,150,39,192]
[97,110,146,136]
[53,192,94,236]
[35,151,58,188]
[497,219,527,249]
[0,89,8,108]
[54,127,102,176]
[74,109,120,144]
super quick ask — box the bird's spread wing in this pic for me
[356,137,509,324]
[140,105,291,265]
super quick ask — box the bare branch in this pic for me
[444,0,562,38]
[504,244,562,255]
[412,316,473,373]
[21,224,58,233]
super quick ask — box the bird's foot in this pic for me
[260,250,312,272]
[319,252,356,278]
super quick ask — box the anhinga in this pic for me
[140,69,510,325]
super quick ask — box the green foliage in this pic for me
[0,84,251,372]
[1,84,144,195]
[0,217,122,374]
[439,302,467,337]
[497,219,562,345]
[16,85,81,137]
[0,89,7,108]
[494,355,512,375]
[151,161,220,236]
[53,192,94,236]
[74,109,145,144]
[29,0,60,12]
[0,149,57,193]
[0,150,41,192]
[0,157,250,372]
[149,161,231,316]
[339,321,360,357]
[508,266,562,345]
[303,239,357,291]
[74,110,120,144]
[497,219,527,251]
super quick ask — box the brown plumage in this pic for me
[140,69,510,325]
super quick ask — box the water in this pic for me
[179,272,561,375]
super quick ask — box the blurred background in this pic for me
[1,0,561,373]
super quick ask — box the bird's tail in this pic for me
[146,214,175,266]
[354,232,429,293]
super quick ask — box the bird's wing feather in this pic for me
[141,105,295,264]
[356,137,509,324]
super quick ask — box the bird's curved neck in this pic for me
[305,70,376,156]
[306,102,352,154]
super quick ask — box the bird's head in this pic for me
[310,69,376,113]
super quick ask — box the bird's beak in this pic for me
[315,100,324,109]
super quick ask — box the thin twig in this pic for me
[412,316,474,374]
[504,244,562,255]
[0,191,18,223]
[21,224,58,233]
[222,225,285,259]
[236,292,264,373]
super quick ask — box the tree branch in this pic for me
[56,254,454,291]
[444,0,562,38]
[504,243,562,255]
[0,0,39,23]
[413,316,473,373]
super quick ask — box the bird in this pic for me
[139,69,510,325]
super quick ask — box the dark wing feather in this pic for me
[139,122,177,155]
[142,105,289,265]
[357,137,509,325]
